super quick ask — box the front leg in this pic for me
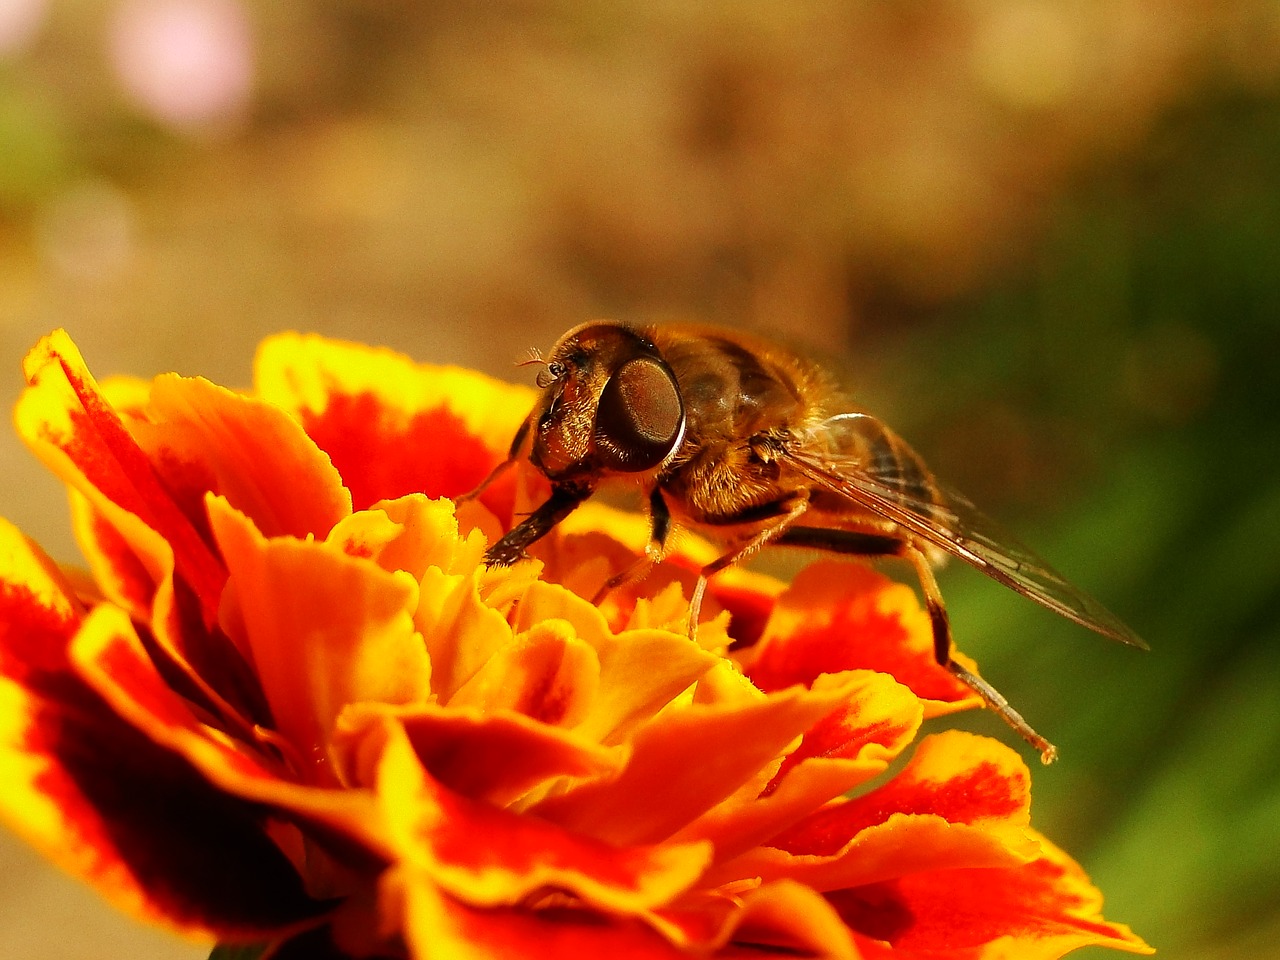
[484,482,593,567]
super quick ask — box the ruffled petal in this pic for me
[392,868,696,960]
[652,879,861,958]
[748,562,979,714]
[253,333,533,514]
[505,581,720,745]
[131,373,352,539]
[334,700,625,807]
[375,720,712,914]
[676,671,922,866]
[17,330,226,625]
[449,620,600,727]
[327,495,489,581]
[326,495,519,704]
[534,502,784,646]
[392,869,864,960]
[209,496,429,783]
[833,833,1153,957]
[726,732,1040,892]
[532,670,881,847]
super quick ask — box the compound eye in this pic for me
[594,356,684,472]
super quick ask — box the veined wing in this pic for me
[786,417,1147,650]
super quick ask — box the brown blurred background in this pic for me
[3,1,1280,957]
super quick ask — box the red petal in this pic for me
[392,869,861,959]
[393,869,695,960]
[69,489,156,619]
[712,733,1042,897]
[775,730,1032,858]
[748,562,977,710]
[833,834,1153,956]
[253,333,532,515]
[71,606,386,854]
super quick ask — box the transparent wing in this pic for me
[785,420,1147,650]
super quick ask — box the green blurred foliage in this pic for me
[862,91,1280,959]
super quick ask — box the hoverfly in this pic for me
[467,321,1146,763]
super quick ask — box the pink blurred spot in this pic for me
[0,0,46,55]
[109,0,254,131]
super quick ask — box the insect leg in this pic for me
[773,527,1057,764]
[687,493,810,638]
[901,546,1058,765]
[484,482,593,567]
[592,487,671,603]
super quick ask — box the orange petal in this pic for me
[673,879,860,959]
[0,520,323,939]
[532,671,877,847]
[390,868,696,960]
[209,496,429,783]
[327,495,488,581]
[417,562,520,704]
[334,701,624,807]
[375,721,712,915]
[832,832,1153,957]
[253,333,533,514]
[748,562,979,713]
[133,373,352,539]
[16,330,227,625]
[391,869,861,960]
[325,495,518,704]
[530,502,781,647]
[675,671,922,865]
[449,620,600,727]
[508,580,720,745]
[722,732,1040,893]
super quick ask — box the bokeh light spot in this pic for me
[0,0,45,56]
[108,0,254,132]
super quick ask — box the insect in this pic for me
[466,321,1147,763]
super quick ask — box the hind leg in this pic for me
[775,526,1057,764]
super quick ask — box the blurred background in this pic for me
[2,1,1279,957]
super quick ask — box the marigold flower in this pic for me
[0,329,1153,959]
